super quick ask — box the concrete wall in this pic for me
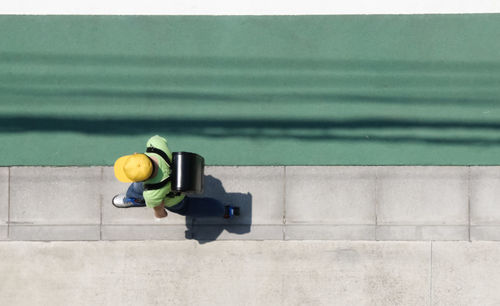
[3,166,500,242]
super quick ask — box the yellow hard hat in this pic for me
[114,153,153,183]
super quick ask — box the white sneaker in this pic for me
[112,194,146,208]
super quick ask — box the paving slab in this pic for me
[432,242,500,305]
[285,225,375,240]
[190,225,283,241]
[100,166,187,240]
[470,167,500,226]
[376,167,469,226]
[9,225,100,241]
[0,168,8,240]
[102,166,283,241]
[10,167,102,225]
[285,166,377,225]
[376,225,468,241]
[192,166,284,226]
[0,241,431,306]
[101,225,189,241]
[9,167,102,240]
[101,167,186,225]
[102,224,282,242]
[0,226,6,240]
[280,241,431,306]
[470,226,500,241]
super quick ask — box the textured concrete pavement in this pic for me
[1,240,500,306]
[2,166,500,305]
[3,166,500,241]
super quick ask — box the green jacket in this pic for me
[143,135,185,208]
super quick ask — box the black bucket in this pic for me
[171,152,204,194]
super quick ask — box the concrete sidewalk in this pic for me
[1,240,500,306]
[1,166,500,242]
[2,166,500,306]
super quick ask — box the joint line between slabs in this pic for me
[430,241,433,306]
[374,168,379,241]
[283,166,287,241]
[7,167,10,239]
[467,166,471,242]
[100,167,104,241]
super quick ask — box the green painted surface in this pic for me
[1,15,500,165]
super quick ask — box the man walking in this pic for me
[112,135,238,220]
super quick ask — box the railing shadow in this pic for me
[2,115,500,145]
[2,52,500,107]
[2,52,500,148]
[183,175,252,244]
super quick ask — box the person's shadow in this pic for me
[182,175,252,244]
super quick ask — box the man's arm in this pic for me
[153,201,168,219]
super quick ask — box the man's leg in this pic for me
[112,182,146,208]
[126,182,145,203]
